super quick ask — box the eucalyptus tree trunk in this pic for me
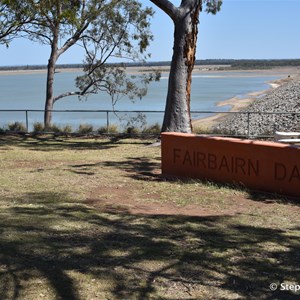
[44,32,59,129]
[43,24,85,128]
[151,0,202,133]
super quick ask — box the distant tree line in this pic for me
[1,59,300,72]
[229,59,300,69]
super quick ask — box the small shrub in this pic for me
[8,121,27,132]
[97,126,107,134]
[49,124,62,133]
[32,122,45,133]
[98,124,119,134]
[125,126,140,135]
[142,123,161,134]
[33,123,73,134]
[78,124,94,134]
[61,124,73,134]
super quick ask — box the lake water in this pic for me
[0,70,282,130]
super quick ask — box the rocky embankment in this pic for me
[214,75,300,137]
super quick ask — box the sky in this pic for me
[0,0,300,66]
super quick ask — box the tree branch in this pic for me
[150,0,179,20]
[57,21,90,57]
[53,91,82,103]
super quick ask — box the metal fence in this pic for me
[0,109,299,138]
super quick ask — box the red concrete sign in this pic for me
[161,132,300,198]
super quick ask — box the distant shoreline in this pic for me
[0,65,300,76]
[191,67,300,129]
[0,68,84,76]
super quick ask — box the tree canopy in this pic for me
[0,0,32,46]
[5,0,157,127]
[1,0,222,132]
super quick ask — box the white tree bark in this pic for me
[151,0,202,133]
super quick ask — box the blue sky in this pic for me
[0,0,300,66]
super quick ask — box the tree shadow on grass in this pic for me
[0,134,154,152]
[244,189,300,207]
[0,191,299,299]
[69,156,161,180]
[103,156,162,181]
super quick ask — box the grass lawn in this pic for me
[0,135,299,300]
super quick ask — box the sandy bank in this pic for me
[192,69,299,130]
[0,68,84,76]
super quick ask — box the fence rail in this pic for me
[0,109,299,138]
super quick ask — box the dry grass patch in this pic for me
[0,135,299,299]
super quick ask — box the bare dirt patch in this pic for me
[86,174,289,219]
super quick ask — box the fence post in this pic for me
[106,111,110,133]
[25,110,29,133]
